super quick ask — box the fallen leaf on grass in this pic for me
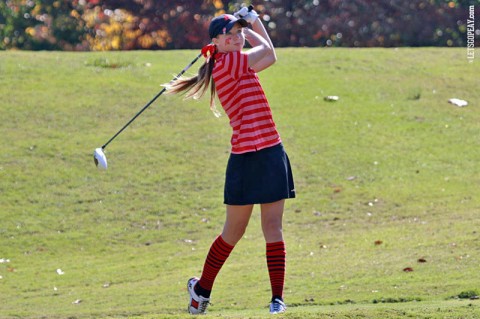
[367,199,379,206]
[448,98,468,107]
[324,96,339,101]
[333,188,342,193]
[457,290,479,300]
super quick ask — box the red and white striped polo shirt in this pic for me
[213,51,281,154]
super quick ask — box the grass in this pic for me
[0,47,479,318]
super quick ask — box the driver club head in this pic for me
[93,147,108,170]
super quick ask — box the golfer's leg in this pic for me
[221,204,254,245]
[260,200,285,243]
[261,200,286,301]
[196,204,254,297]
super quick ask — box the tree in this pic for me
[82,0,227,50]
[259,0,473,47]
[0,0,89,50]
[1,0,477,50]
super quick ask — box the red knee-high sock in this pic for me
[266,241,286,300]
[197,235,234,297]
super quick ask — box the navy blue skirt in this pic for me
[224,143,296,205]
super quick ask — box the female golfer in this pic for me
[166,7,295,315]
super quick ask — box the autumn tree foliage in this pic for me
[89,0,218,49]
[0,0,477,51]
[274,0,476,47]
[0,0,88,50]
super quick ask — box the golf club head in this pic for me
[93,147,108,170]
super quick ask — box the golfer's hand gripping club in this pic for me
[234,5,257,24]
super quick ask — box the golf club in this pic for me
[93,51,203,169]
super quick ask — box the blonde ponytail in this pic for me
[165,47,220,117]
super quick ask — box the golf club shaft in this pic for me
[102,51,204,149]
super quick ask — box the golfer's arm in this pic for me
[245,28,273,71]
[246,19,277,72]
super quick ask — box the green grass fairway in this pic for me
[1,48,479,318]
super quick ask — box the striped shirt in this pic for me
[213,51,281,154]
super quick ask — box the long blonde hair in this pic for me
[166,46,220,117]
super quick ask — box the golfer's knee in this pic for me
[262,220,283,241]
[222,225,247,245]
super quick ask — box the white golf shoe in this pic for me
[269,298,286,314]
[187,277,210,315]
